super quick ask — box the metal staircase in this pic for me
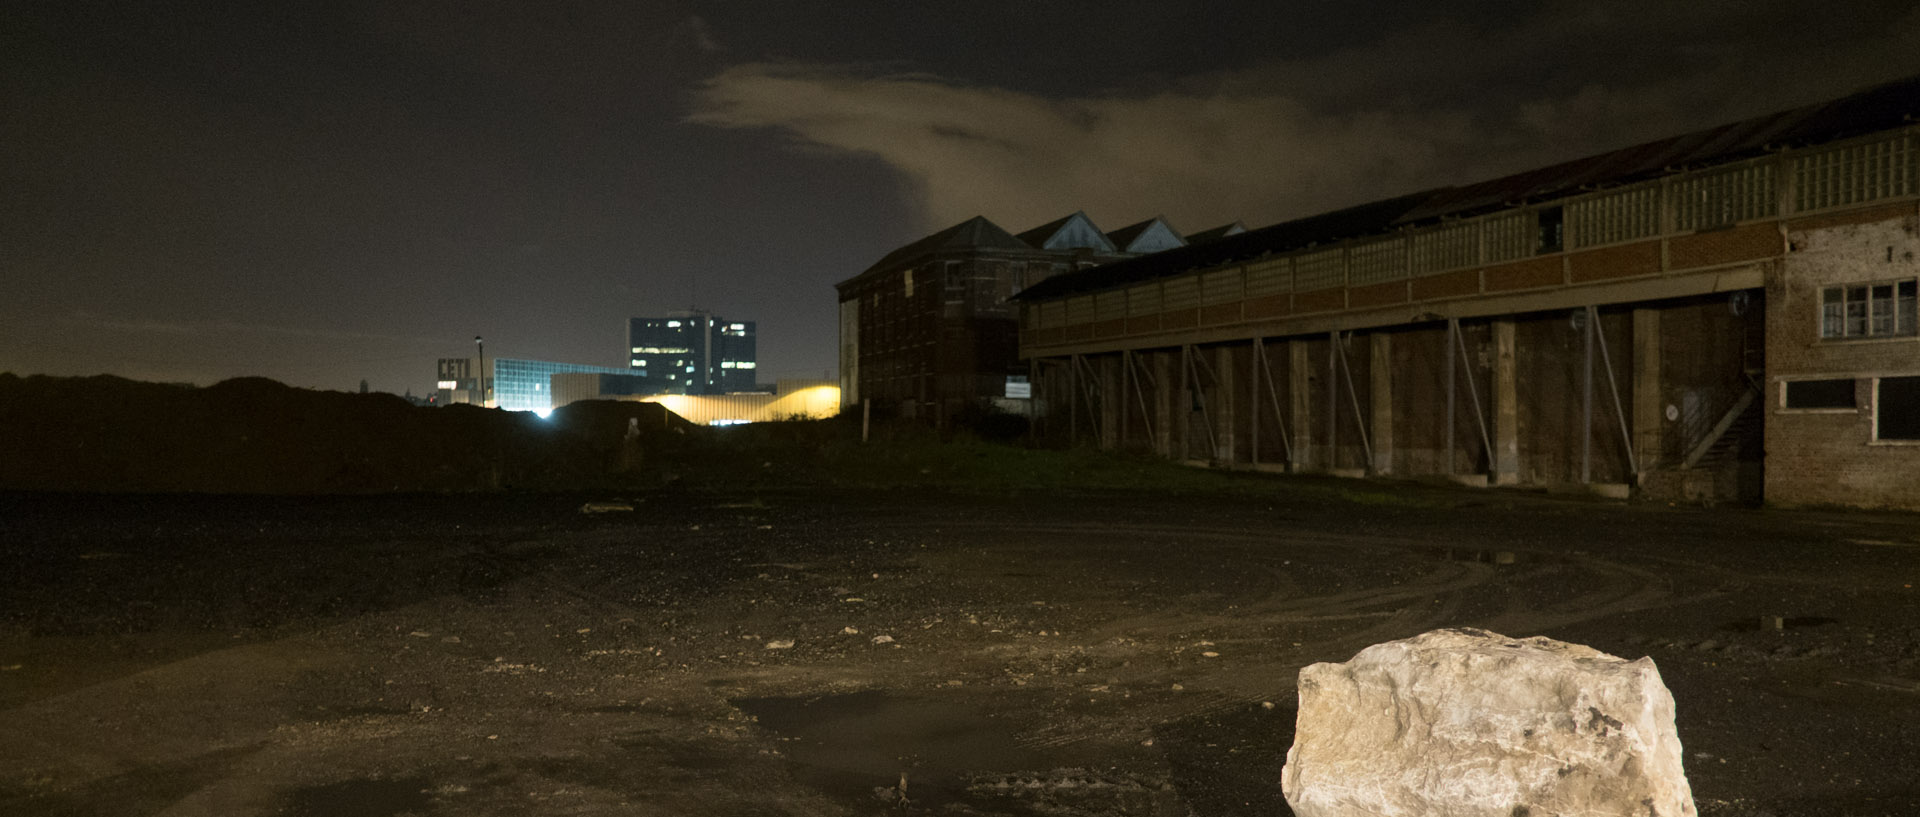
[1680,374,1764,471]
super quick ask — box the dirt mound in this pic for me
[0,373,692,493]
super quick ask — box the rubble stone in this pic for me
[1282,628,1695,817]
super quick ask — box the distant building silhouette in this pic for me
[838,211,1217,426]
[434,356,643,414]
[627,310,757,395]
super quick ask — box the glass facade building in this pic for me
[627,311,758,394]
[491,358,642,414]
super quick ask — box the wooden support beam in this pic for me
[1215,345,1237,465]
[1493,319,1521,485]
[1632,308,1662,479]
[1289,339,1312,471]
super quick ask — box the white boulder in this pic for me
[1282,628,1695,817]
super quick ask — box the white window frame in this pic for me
[1776,377,1859,414]
[1819,277,1918,340]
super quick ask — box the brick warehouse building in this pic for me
[1013,75,1920,510]
[838,212,1212,425]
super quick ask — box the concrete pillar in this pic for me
[1632,309,1662,480]
[1215,345,1237,465]
[1289,339,1313,472]
[1370,332,1394,475]
[1098,355,1120,450]
[1152,350,1174,458]
[1492,319,1521,485]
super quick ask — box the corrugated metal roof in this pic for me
[1018,73,1920,302]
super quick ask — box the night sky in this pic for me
[6,2,1918,396]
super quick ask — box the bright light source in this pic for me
[666,320,681,328]
[533,407,553,419]
[436,380,458,390]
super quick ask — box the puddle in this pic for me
[734,690,1092,812]
[282,777,430,817]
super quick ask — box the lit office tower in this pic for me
[626,311,757,394]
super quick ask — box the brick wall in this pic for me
[1765,213,1920,510]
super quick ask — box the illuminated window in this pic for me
[1067,296,1095,324]
[1293,249,1343,291]
[1675,164,1775,230]
[1821,280,1918,339]
[1794,135,1915,212]
[437,380,458,390]
[667,321,681,328]
[1200,269,1243,303]
[1410,224,1477,275]
[1568,185,1658,249]
[1161,276,1199,309]
[1484,211,1532,263]
[1126,282,1162,315]
[738,362,755,369]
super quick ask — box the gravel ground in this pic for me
[1,484,1916,816]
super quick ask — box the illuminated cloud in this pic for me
[689,3,1920,234]
[689,63,1470,232]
